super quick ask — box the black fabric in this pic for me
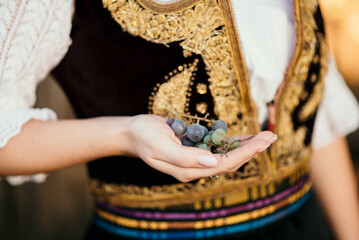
[314,6,325,36]
[83,193,336,240]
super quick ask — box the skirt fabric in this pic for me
[84,192,336,240]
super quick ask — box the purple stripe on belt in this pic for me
[96,177,308,220]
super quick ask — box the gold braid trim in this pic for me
[90,162,310,209]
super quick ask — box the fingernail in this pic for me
[267,134,277,144]
[198,155,218,167]
[258,144,270,153]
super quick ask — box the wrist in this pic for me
[100,116,134,157]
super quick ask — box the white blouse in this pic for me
[0,0,358,184]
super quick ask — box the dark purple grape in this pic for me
[202,126,209,136]
[171,119,187,135]
[166,118,175,126]
[212,120,228,131]
[181,136,195,147]
[187,123,206,142]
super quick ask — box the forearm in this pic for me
[310,137,359,240]
[0,117,132,175]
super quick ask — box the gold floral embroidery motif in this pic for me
[150,60,198,117]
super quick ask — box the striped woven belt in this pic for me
[90,174,312,239]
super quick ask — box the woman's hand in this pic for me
[122,114,277,182]
[0,114,276,179]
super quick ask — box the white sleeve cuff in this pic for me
[0,108,56,185]
[5,173,47,186]
[0,108,57,148]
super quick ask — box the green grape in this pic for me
[203,135,212,145]
[228,137,240,150]
[211,129,227,146]
[194,142,203,148]
[207,130,214,136]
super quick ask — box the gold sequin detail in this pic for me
[196,102,208,114]
[196,83,207,94]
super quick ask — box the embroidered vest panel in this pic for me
[53,0,327,219]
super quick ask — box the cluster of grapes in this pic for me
[167,117,240,154]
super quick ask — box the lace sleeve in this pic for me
[0,0,73,184]
[312,55,359,149]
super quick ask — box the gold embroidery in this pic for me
[196,83,207,94]
[137,0,201,14]
[306,0,319,14]
[196,102,208,114]
[150,60,198,117]
[299,34,328,121]
[90,163,309,210]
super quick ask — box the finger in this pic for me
[161,131,276,169]
[214,138,269,173]
[160,138,218,169]
[149,114,167,122]
[253,131,276,143]
[236,131,276,147]
[147,156,235,182]
[228,138,268,159]
[228,135,254,141]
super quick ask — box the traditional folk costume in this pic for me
[1,0,359,239]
